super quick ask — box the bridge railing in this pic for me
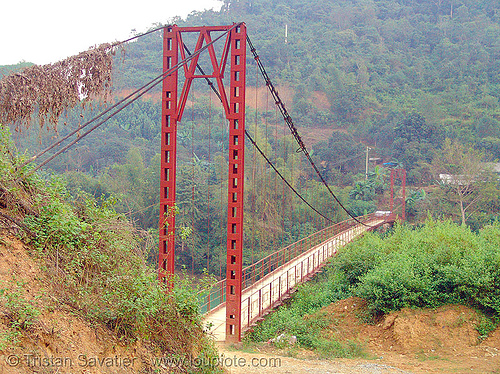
[240,228,351,329]
[240,213,375,290]
[199,213,375,314]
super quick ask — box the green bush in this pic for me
[328,233,385,287]
[476,314,499,340]
[0,284,40,330]
[354,220,500,319]
[355,251,440,315]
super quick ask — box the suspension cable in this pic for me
[246,34,372,227]
[181,43,335,222]
[245,130,332,222]
[206,90,212,274]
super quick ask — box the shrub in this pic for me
[354,220,500,319]
[328,233,385,287]
[0,284,40,330]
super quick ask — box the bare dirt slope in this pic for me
[318,297,500,373]
[0,233,156,374]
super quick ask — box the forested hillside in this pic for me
[3,0,500,273]
[115,0,500,166]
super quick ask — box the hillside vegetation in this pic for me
[2,0,500,278]
[114,0,500,164]
[0,128,220,373]
[5,0,500,175]
[3,1,500,372]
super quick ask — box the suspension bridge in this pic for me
[15,22,407,343]
[154,23,406,342]
[201,212,394,341]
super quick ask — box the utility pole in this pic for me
[365,146,371,180]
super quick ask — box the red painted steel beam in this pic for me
[225,24,247,343]
[175,26,236,33]
[158,26,179,288]
[157,23,246,342]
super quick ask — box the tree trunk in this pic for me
[460,200,466,226]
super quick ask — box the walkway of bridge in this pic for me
[201,212,394,342]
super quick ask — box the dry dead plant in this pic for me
[0,43,115,131]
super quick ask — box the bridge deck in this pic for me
[204,218,386,341]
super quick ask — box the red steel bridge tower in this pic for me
[157,24,247,342]
[390,168,406,222]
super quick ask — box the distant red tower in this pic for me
[390,168,406,222]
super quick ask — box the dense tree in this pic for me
[315,131,364,185]
[392,113,442,183]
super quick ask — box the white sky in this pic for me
[0,0,223,66]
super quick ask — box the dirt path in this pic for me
[216,343,412,374]
[217,341,500,374]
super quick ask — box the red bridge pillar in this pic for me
[390,168,406,222]
[158,25,179,287]
[225,24,247,343]
[157,24,247,342]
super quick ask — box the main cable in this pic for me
[246,34,372,228]
[17,28,175,170]
[24,74,165,177]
